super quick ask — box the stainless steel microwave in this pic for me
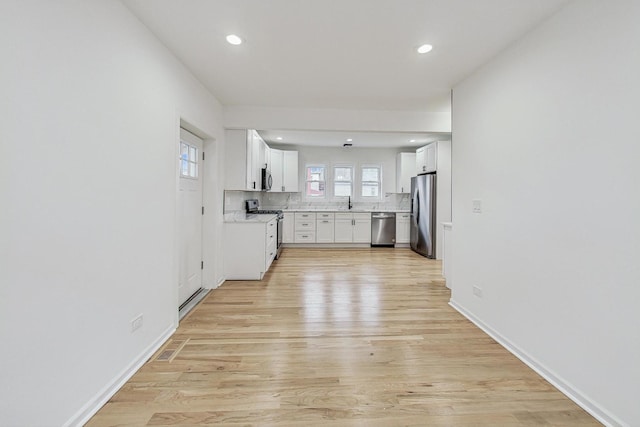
[261,168,272,191]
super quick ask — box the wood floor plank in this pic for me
[87,248,600,426]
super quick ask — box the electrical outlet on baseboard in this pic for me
[473,285,483,298]
[131,314,143,332]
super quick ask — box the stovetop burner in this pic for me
[255,209,284,219]
[245,200,283,219]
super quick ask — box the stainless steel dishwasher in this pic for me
[371,212,396,246]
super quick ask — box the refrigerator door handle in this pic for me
[415,191,420,225]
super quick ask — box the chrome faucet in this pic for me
[348,196,353,210]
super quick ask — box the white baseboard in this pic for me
[64,324,176,427]
[449,299,624,427]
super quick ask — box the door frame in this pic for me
[173,116,218,324]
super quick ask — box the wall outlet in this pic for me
[131,314,143,332]
[473,285,483,298]
[472,199,482,214]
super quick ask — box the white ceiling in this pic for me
[258,129,448,149]
[122,0,571,146]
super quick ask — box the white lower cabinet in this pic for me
[334,212,371,243]
[224,217,278,280]
[316,212,335,243]
[283,212,294,243]
[353,213,372,243]
[295,212,316,243]
[334,216,353,243]
[395,212,410,244]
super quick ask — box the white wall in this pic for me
[0,1,224,425]
[435,141,451,260]
[451,1,640,425]
[224,105,451,133]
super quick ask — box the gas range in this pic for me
[245,199,283,219]
[246,199,284,260]
[254,209,284,219]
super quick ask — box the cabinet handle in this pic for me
[282,186,285,191]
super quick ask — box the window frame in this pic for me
[304,164,326,199]
[360,164,382,199]
[180,141,199,179]
[332,164,354,199]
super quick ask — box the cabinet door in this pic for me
[282,150,299,192]
[334,218,353,242]
[353,218,371,243]
[270,149,284,192]
[246,131,256,190]
[395,214,410,243]
[425,143,437,173]
[416,145,427,175]
[316,219,334,243]
[283,212,294,243]
[396,152,416,193]
[246,130,262,190]
[224,129,250,190]
[264,145,271,172]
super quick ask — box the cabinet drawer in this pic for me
[397,213,410,220]
[266,237,277,257]
[295,231,316,243]
[265,239,277,270]
[317,212,334,219]
[295,212,316,221]
[266,219,277,240]
[295,220,315,231]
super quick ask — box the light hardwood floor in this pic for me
[88,248,599,426]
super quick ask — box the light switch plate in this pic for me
[472,199,482,214]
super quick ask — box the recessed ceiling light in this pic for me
[410,139,416,143]
[276,137,283,140]
[346,138,353,142]
[417,44,433,54]
[226,34,243,45]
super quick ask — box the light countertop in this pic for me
[282,208,410,213]
[224,212,278,223]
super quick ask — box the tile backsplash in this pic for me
[224,190,410,212]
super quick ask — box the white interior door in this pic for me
[178,128,203,306]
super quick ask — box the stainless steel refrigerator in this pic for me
[410,173,436,258]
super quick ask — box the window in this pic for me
[180,141,198,178]
[361,166,380,198]
[305,165,325,197]
[333,166,353,197]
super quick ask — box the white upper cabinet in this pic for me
[251,130,268,190]
[269,148,299,192]
[282,150,299,192]
[224,129,277,191]
[416,142,437,174]
[396,152,416,193]
[270,148,284,192]
[224,129,253,190]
